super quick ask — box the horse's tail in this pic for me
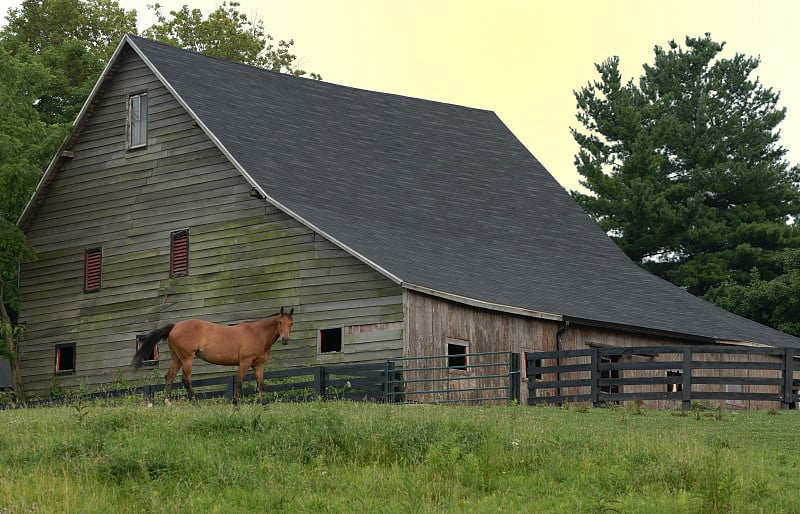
[132,324,174,368]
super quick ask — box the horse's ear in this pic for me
[280,306,285,315]
[289,307,294,316]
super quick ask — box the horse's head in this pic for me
[277,307,294,345]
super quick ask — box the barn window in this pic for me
[136,334,158,367]
[170,230,189,277]
[526,354,542,380]
[666,370,682,393]
[447,339,469,370]
[600,354,620,396]
[128,92,148,149]
[55,343,76,375]
[84,248,102,292]
[319,328,342,353]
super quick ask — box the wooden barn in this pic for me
[15,35,800,407]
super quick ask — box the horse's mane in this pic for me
[227,312,285,327]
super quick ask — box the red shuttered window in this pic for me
[170,230,189,277]
[84,248,102,292]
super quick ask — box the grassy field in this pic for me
[1,398,799,513]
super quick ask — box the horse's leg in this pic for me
[254,363,266,405]
[164,357,181,405]
[181,357,195,401]
[233,359,252,406]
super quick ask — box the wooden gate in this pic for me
[386,351,521,404]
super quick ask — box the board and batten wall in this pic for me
[403,291,792,409]
[17,47,403,399]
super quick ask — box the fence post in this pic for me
[313,366,326,399]
[526,353,537,404]
[384,360,395,403]
[782,348,794,410]
[224,375,234,401]
[509,352,520,403]
[590,347,600,407]
[681,346,692,411]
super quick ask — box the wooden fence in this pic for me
[386,352,520,404]
[16,362,388,407]
[526,345,800,410]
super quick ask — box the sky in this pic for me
[2,0,799,192]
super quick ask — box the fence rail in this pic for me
[387,351,520,404]
[14,363,389,408]
[526,345,800,410]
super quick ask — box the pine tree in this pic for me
[571,34,800,316]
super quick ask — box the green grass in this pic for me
[1,399,799,513]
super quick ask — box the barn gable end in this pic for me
[17,45,403,398]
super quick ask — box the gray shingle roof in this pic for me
[125,35,799,348]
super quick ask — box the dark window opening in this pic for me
[320,328,342,353]
[85,248,102,292]
[170,229,189,277]
[55,343,76,375]
[136,334,158,367]
[667,370,683,393]
[128,92,148,149]
[526,354,542,380]
[447,343,468,369]
[600,355,620,395]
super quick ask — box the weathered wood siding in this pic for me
[404,290,559,404]
[17,48,403,399]
[404,290,792,409]
[546,325,790,410]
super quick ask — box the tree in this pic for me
[0,46,59,400]
[2,0,138,124]
[571,34,800,334]
[143,1,321,79]
[706,247,800,336]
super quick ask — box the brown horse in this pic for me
[133,307,294,405]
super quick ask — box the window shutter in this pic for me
[85,248,102,292]
[170,230,189,277]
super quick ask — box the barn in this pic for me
[15,35,800,406]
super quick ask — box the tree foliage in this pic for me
[571,34,800,335]
[706,249,800,336]
[143,1,321,79]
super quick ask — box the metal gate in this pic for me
[385,351,520,404]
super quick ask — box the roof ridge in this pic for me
[127,34,498,116]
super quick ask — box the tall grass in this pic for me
[1,399,799,513]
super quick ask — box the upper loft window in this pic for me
[128,92,148,149]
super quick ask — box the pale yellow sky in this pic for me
[2,0,799,192]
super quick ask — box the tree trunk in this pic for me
[0,280,25,404]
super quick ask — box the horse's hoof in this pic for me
[165,399,172,406]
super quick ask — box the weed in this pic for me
[626,397,645,415]
[72,398,89,428]
[49,378,63,399]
